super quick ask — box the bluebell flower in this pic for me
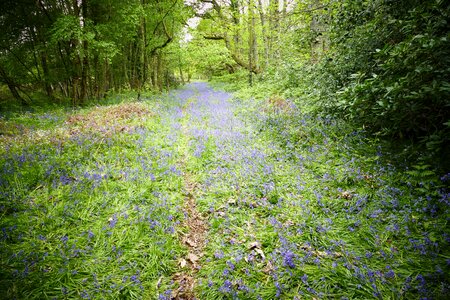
[301,274,308,285]
[158,289,172,300]
[131,275,140,284]
[219,280,233,294]
[80,290,90,299]
[214,251,224,259]
[226,260,235,270]
[61,235,68,244]
[275,281,282,297]
[371,283,381,298]
[109,214,118,228]
[61,287,69,295]
[385,268,395,279]
[282,249,296,268]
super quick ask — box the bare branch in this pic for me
[290,4,329,15]
[150,21,173,55]
[203,35,225,40]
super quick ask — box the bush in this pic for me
[287,0,450,169]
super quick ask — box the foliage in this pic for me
[1,81,449,299]
[327,0,450,139]
[277,0,450,169]
[0,92,191,299]
[220,0,450,169]
[0,0,191,105]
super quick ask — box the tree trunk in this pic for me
[41,52,53,97]
[179,56,185,84]
[151,54,157,89]
[308,0,330,63]
[157,54,163,91]
[247,0,258,85]
[230,0,242,54]
[141,1,148,90]
[269,0,280,62]
[0,65,28,106]
[248,0,254,86]
[257,0,269,70]
[80,40,89,103]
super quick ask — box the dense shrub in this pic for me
[281,0,450,168]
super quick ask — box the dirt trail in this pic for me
[171,175,207,299]
[171,94,208,300]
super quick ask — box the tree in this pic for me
[0,0,191,106]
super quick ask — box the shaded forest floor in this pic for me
[1,83,449,299]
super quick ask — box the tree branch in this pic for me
[203,35,225,40]
[202,34,261,74]
[150,21,173,55]
[290,5,329,15]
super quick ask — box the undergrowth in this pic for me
[0,91,190,299]
[1,83,449,299]
[186,82,449,299]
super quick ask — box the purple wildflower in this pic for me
[385,269,395,278]
[282,249,296,268]
[214,251,224,259]
[301,274,308,285]
[80,290,90,299]
[219,280,233,293]
[109,214,118,228]
[159,290,172,300]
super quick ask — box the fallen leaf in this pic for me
[248,241,261,250]
[156,276,163,287]
[187,253,199,263]
[179,259,187,268]
[339,191,353,200]
[284,219,295,227]
[255,248,266,260]
[227,198,236,205]
[263,261,274,274]
[185,238,197,247]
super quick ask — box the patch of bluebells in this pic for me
[2,82,449,299]
[0,91,192,298]
[186,83,450,299]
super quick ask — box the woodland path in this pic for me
[165,82,283,299]
[2,82,446,299]
[164,82,316,299]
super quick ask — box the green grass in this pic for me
[179,87,449,299]
[0,92,190,299]
[1,83,449,299]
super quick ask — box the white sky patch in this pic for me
[181,17,200,44]
[188,17,201,28]
[182,0,205,44]
[184,0,213,14]
[181,0,297,43]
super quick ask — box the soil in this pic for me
[171,175,207,300]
